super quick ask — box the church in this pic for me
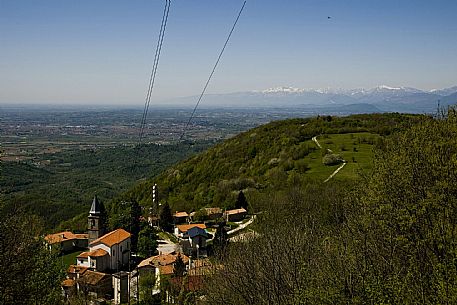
[76,196,132,273]
[59,196,133,303]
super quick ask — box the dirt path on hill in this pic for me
[313,135,346,182]
[312,136,322,149]
[323,162,347,183]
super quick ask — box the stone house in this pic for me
[203,207,223,220]
[76,270,113,300]
[45,231,88,253]
[224,208,248,222]
[137,252,190,294]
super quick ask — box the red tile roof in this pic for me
[158,265,174,275]
[138,252,189,268]
[89,248,109,257]
[89,228,131,247]
[224,208,247,215]
[78,248,109,258]
[77,251,91,259]
[77,270,111,286]
[45,231,88,244]
[62,279,76,287]
[176,223,206,233]
[68,265,89,275]
[174,211,189,218]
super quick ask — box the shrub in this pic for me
[295,159,310,173]
[322,154,344,166]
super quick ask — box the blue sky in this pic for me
[1,0,457,105]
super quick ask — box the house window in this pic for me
[91,219,95,228]
[113,249,115,257]
[121,246,123,252]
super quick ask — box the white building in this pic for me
[77,228,131,272]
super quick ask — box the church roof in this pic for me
[89,195,103,215]
[89,228,131,247]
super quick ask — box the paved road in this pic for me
[157,238,178,255]
[227,215,256,235]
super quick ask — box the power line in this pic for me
[179,1,247,141]
[138,0,171,145]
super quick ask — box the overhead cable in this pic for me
[179,1,247,141]
[138,0,171,145]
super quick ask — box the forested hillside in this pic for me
[203,109,457,304]
[127,113,421,212]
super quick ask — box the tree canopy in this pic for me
[204,109,457,304]
[0,206,65,305]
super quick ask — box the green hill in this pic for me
[128,113,421,212]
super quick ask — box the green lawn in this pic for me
[158,231,178,243]
[305,132,379,181]
[60,250,83,269]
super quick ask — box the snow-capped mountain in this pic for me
[366,85,424,94]
[429,86,457,96]
[260,86,305,94]
[257,85,431,97]
[163,85,457,114]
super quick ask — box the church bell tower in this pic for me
[88,195,106,244]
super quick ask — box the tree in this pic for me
[192,209,208,222]
[343,110,457,303]
[213,222,229,255]
[204,183,346,304]
[173,253,186,277]
[130,199,142,252]
[137,223,158,258]
[235,191,248,210]
[159,202,173,232]
[0,205,65,305]
[139,272,160,305]
[109,198,141,251]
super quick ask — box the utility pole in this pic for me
[152,183,158,227]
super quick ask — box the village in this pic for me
[45,192,252,304]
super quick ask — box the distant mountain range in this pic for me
[165,85,457,114]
